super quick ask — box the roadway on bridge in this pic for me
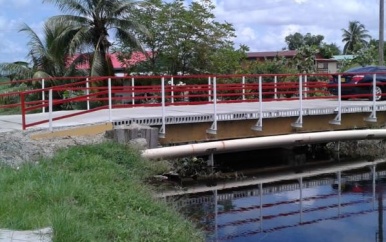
[0,99,380,132]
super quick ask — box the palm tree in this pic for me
[0,21,87,82]
[42,0,146,76]
[0,21,88,109]
[342,21,371,54]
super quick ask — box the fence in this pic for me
[0,71,383,130]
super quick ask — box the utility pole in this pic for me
[380,0,384,66]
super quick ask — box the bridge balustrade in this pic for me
[0,72,383,130]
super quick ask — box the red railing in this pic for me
[0,72,384,130]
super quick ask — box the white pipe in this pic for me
[142,129,386,159]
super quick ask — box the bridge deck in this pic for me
[1,99,386,140]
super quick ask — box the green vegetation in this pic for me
[0,142,204,242]
[122,0,247,75]
[284,32,340,58]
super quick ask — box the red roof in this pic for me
[67,52,150,70]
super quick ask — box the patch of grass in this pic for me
[0,142,203,242]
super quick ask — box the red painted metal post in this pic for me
[20,92,26,130]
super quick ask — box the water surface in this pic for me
[169,162,386,242]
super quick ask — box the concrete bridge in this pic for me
[2,73,386,156]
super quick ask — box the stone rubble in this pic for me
[0,129,107,167]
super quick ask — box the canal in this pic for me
[160,152,386,242]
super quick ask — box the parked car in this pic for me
[328,66,386,101]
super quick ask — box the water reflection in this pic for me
[166,160,386,242]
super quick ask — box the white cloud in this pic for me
[212,0,380,52]
[294,0,308,4]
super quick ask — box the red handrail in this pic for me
[3,71,378,129]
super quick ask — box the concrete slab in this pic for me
[0,227,52,242]
[0,99,384,133]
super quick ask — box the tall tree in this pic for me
[342,20,371,54]
[124,0,246,75]
[285,32,324,50]
[284,32,340,59]
[42,0,146,76]
[319,43,341,58]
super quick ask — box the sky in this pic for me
[0,0,382,63]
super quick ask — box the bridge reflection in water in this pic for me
[166,160,386,242]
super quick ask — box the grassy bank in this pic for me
[0,142,203,242]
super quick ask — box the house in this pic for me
[331,55,355,70]
[247,50,298,61]
[246,50,339,73]
[68,52,149,76]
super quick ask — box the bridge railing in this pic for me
[1,71,384,130]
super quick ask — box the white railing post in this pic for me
[274,75,278,100]
[242,76,246,101]
[42,78,45,113]
[372,165,376,208]
[214,189,219,241]
[304,74,308,98]
[259,183,263,231]
[171,77,175,104]
[206,77,217,134]
[373,73,377,100]
[299,177,303,223]
[329,75,342,125]
[337,171,342,215]
[131,77,135,105]
[252,76,263,131]
[338,74,342,103]
[365,74,377,122]
[108,78,112,122]
[208,76,212,102]
[291,75,303,128]
[86,78,90,110]
[159,77,166,138]
[48,88,53,132]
